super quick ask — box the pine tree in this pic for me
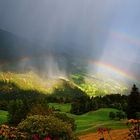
[127,84,140,119]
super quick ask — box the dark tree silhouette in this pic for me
[127,84,140,119]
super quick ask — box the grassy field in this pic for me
[48,103,127,135]
[72,108,127,135]
[0,105,127,136]
[49,103,71,112]
[0,110,8,124]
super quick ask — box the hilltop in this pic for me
[0,71,129,97]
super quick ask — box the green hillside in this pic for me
[0,72,87,103]
[0,72,129,98]
[47,103,127,135]
[70,108,127,135]
[0,108,127,135]
[71,74,129,97]
[0,71,55,94]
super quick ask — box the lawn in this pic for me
[49,103,71,112]
[68,108,127,135]
[0,110,8,124]
[0,105,127,136]
[48,103,127,135]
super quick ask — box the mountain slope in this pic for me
[0,29,88,75]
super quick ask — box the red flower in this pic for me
[32,134,40,140]
[43,136,51,140]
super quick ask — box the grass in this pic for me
[0,72,128,97]
[49,103,71,112]
[48,103,127,135]
[0,106,127,136]
[0,71,61,94]
[68,108,127,135]
[0,110,8,124]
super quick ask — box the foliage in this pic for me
[54,112,76,130]
[126,119,140,140]
[70,94,128,115]
[0,124,27,140]
[7,97,53,125]
[48,103,71,112]
[78,76,128,97]
[127,84,140,119]
[109,112,116,120]
[0,110,8,125]
[97,127,112,140]
[136,112,140,120]
[109,111,126,120]
[28,104,50,116]
[8,99,29,125]
[71,74,85,84]
[18,115,78,140]
[52,79,87,101]
[0,80,46,111]
[28,99,51,116]
[70,95,91,115]
[116,111,126,120]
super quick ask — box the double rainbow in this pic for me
[90,60,140,84]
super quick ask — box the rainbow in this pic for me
[89,60,140,84]
[110,30,140,47]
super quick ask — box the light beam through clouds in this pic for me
[0,0,140,84]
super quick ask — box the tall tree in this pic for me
[127,84,140,119]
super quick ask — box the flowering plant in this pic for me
[97,127,112,140]
[126,119,140,139]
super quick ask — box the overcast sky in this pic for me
[0,0,140,83]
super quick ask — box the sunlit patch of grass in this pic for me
[49,103,71,113]
[65,108,127,135]
[0,110,8,124]
[0,71,63,94]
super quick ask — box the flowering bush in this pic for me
[126,119,140,140]
[17,115,78,140]
[97,127,112,140]
[0,124,27,139]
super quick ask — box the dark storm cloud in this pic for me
[0,0,118,52]
[0,0,140,82]
[0,0,119,74]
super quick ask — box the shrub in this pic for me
[8,99,29,125]
[126,119,140,139]
[109,111,126,120]
[53,112,76,130]
[109,112,116,120]
[97,127,112,140]
[136,112,140,120]
[18,115,78,140]
[0,124,27,139]
[116,111,126,120]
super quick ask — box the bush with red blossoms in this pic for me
[0,124,27,140]
[126,119,140,140]
[18,115,79,140]
[97,127,112,140]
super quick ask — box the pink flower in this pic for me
[43,136,51,140]
[32,134,40,140]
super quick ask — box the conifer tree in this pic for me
[127,84,140,119]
